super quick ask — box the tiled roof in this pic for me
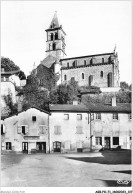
[40,55,57,68]
[50,103,131,113]
[60,52,114,61]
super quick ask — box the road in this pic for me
[1,150,132,187]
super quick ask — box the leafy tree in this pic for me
[49,80,79,104]
[120,81,130,90]
[22,74,49,110]
[1,57,20,71]
[3,91,17,115]
[18,70,26,80]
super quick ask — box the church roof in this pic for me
[60,52,114,61]
[40,55,57,68]
[49,11,60,29]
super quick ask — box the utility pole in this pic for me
[88,112,94,152]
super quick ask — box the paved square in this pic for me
[1,150,131,187]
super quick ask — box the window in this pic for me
[128,113,132,120]
[32,116,36,121]
[107,72,113,87]
[51,33,53,40]
[22,126,26,135]
[90,58,93,65]
[55,32,58,40]
[95,137,102,145]
[39,125,47,134]
[113,137,119,145]
[64,114,69,120]
[84,60,86,65]
[1,124,4,135]
[54,126,61,135]
[53,43,56,50]
[113,113,118,120]
[6,142,12,150]
[6,77,9,81]
[21,126,28,135]
[89,75,93,86]
[76,126,83,134]
[82,73,84,80]
[64,74,67,81]
[96,113,101,120]
[100,71,103,78]
[53,141,61,152]
[71,77,75,82]
[102,58,104,63]
[67,62,69,68]
[1,77,4,82]
[1,68,4,72]
[77,114,82,120]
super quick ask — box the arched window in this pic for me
[64,75,67,81]
[82,73,84,79]
[55,32,58,40]
[107,72,112,87]
[53,43,56,50]
[51,33,53,40]
[102,58,104,63]
[84,60,86,65]
[67,63,69,68]
[73,61,76,67]
[89,75,93,86]
[90,58,93,65]
[100,71,103,78]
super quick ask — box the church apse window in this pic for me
[100,71,103,78]
[102,58,104,63]
[84,60,86,65]
[82,73,84,80]
[67,62,69,68]
[90,58,93,65]
[107,72,113,87]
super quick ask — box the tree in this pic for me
[18,70,26,80]
[120,81,130,90]
[1,57,20,71]
[49,80,79,104]
[22,74,49,110]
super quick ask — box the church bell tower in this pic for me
[45,12,66,60]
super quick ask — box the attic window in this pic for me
[32,116,36,122]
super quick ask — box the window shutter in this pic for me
[17,126,22,134]
[25,125,28,134]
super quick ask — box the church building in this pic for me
[31,12,120,92]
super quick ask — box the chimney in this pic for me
[111,96,116,107]
[73,100,78,105]
[18,102,22,112]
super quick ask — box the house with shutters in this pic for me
[49,98,132,153]
[1,106,50,154]
[1,99,132,154]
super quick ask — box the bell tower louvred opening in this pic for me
[45,12,66,60]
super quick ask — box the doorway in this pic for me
[104,137,110,149]
[53,141,61,152]
[36,142,46,153]
[22,142,28,154]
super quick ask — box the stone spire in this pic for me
[49,11,60,29]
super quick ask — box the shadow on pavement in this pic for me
[66,151,131,165]
[111,170,131,174]
[95,179,132,187]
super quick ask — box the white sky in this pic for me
[1,1,132,84]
